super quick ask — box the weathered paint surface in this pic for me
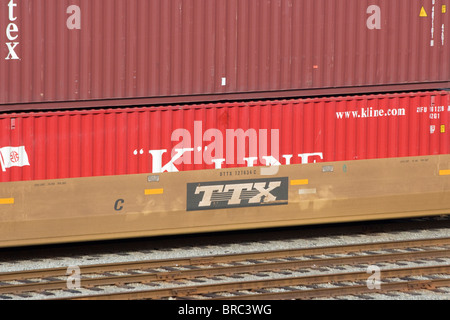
[1,0,449,110]
[0,91,448,182]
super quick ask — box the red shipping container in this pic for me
[0,0,449,111]
[0,91,449,183]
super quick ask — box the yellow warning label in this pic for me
[290,179,309,186]
[145,188,164,195]
[443,5,447,13]
[439,170,450,176]
[441,125,446,133]
[420,6,428,17]
[0,198,14,205]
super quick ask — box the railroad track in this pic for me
[0,237,449,300]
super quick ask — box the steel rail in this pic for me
[215,278,450,300]
[67,265,450,300]
[1,248,449,295]
[1,237,449,282]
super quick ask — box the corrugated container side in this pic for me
[0,0,449,111]
[0,91,449,182]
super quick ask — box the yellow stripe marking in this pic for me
[439,170,450,176]
[145,188,164,195]
[290,179,309,186]
[0,198,14,204]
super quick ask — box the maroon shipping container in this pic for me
[0,91,449,182]
[1,0,449,111]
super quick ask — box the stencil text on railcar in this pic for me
[187,177,288,211]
